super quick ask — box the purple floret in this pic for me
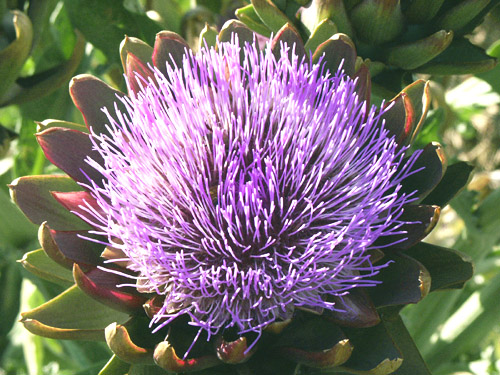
[82,38,420,344]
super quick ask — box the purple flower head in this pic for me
[82,37,420,344]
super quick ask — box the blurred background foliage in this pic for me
[0,1,499,374]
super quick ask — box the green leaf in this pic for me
[20,279,46,375]
[0,122,17,157]
[476,61,500,96]
[2,29,85,106]
[438,0,490,32]
[145,0,182,34]
[367,253,430,308]
[400,143,446,200]
[487,38,500,58]
[276,316,353,368]
[20,248,74,287]
[26,0,59,51]
[298,0,352,36]
[405,0,446,23]
[405,186,500,360]
[64,0,161,64]
[412,107,444,150]
[476,183,500,231]
[350,0,404,44]
[0,10,33,102]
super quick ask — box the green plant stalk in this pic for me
[0,262,22,358]
[405,187,500,365]
[426,272,500,369]
[30,146,46,176]
[404,290,463,354]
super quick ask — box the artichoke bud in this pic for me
[236,0,498,88]
[299,0,353,36]
[350,0,404,44]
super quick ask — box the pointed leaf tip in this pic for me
[21,318,105,341]
[250,0,291,34]
[154,341,220,372]
[21,285,129,335]
[152,31,190,77]
[271,23,306,62]
[69,74,127,136]
[73,264,147,313]
[219,20,255,46]
[313,33,357,77]
[105,322,154,364]
[119,35,153,74]
[37,127,104,186]
[126,53,157,95]
[20,249,74,287]
[9,175,89,231]
[215,336,255,364]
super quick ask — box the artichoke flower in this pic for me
[236,0,499,94]
[10,21,474,375]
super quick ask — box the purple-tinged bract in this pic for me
[82,39,421,341]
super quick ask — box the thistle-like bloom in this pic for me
[13,23,474,375]
[84,38,418,341]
